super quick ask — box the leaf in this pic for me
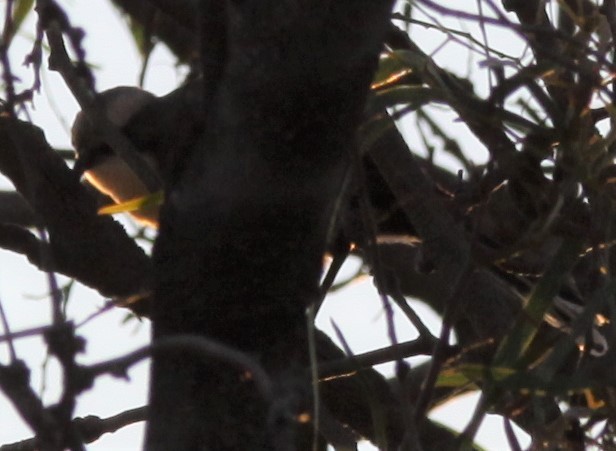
[372,50,426,91]
[373,54,412,87]
[5,0,34,46]
[493,235,585,368]
[369,85,443,111]
[358,110,398,155]
[436,364,516,388]
[98,191,163,216]
[437,363,605,401]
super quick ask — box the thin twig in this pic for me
[413,264,474,423]
[390,292,435,340]
[457,391,488,448]
[0,0,17,115]
[0,296,16,361]
[353,133,400,352]
[0,324,52,344]
[306,304,320,451]
[85,334,273,401]
[316,245,349,312]
[503,416,523,451]
[318,337,440,381]
[43,23,161,192]
[0,406,148,451]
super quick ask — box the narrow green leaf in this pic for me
[437,363,604,398]
[437,364,516,388]
[373,51,419,88]
[98,191,163,215]
[5,0,34,46]
[370,85,442,111]
[493,235,585,367]
[358,110,398,156]
[127,17,154,59]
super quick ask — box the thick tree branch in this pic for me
[0,118,152,302]
[0,192,36,227]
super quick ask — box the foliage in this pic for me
[1,0,616,450]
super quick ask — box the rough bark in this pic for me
[146,1,396,449]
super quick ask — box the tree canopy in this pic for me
[2,0,616,450]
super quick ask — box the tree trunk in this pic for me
[146,1,396,449]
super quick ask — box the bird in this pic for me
[71,82,205,228]
[71,87,164,228]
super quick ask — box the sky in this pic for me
[0,1,531,450]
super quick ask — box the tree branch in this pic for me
[0,406,148,451]
[0,118,152,303]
